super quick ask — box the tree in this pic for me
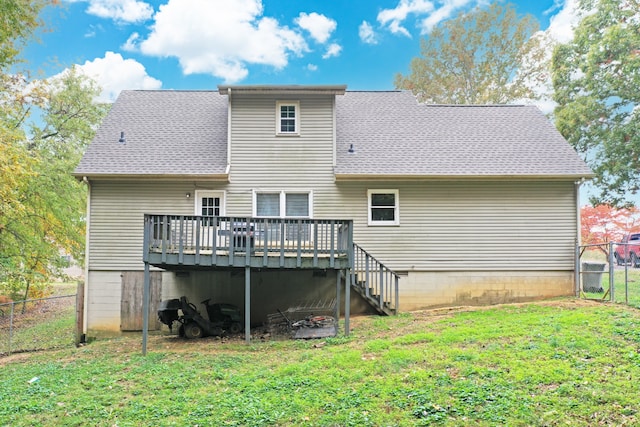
[395,2,549,104]
[0,2,108,300]
[580,204,640,245]
[0,0,52,68]
[552,0,640,207]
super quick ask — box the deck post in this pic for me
[244,266,251,343]
[344,268,350,336]
[142,261,150,355]
[335,270,341,331]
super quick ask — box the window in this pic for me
[276,101,299,135]
[195,190,225,225]
[368,190,399,226]
[201,196,221,217]
[256,193,280,217]
[254,191,311,218]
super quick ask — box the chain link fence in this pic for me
[0,293,78,357]
[577,242,640,308]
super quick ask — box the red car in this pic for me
[614,233,640,267]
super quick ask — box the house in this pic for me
[74,85,593,338]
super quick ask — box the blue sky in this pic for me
[23,0,580,105]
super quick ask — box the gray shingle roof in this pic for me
[74,90,228,177]
[335,91,592,177]
[75,88,592,179]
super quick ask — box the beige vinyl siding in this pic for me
[88,180,223,270]
[334,180,577,271]
[226,94,336,215]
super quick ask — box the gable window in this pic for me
[254,191,311,218]
[368,189,399,226]
[276,101,299,135]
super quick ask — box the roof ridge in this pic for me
[421,104,526,107]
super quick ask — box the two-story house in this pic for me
[74,85,593,338]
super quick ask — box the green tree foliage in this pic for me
[0,1,108,299]
[0,0,51,67]
[395,3,548,104]
[552,0,640,207]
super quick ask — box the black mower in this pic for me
[157,296,243,339]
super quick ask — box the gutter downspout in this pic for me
[226,87,232,181]
[332,95,336,171]
[82,176,91,336]
[575,178,584,296]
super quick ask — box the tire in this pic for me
[183,321,204,339]
[614,252,624,266]
[631,252,639,268]
[228,322,242,334]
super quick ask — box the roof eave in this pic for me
[73,172,230,182]
[334,173,595,181]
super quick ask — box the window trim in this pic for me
[275,100,300,136]
[367,189,399,226]
[253,190,313,218]
[194,190,226,216]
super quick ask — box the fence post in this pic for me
[75,281,85,346]
[609,242,615,302]
[575,243,581,297]
[8,302,15,356]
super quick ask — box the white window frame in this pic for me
[367,189,399,226]
[253,190,313,218]
[275,101,300,136]
[194,190,226,216]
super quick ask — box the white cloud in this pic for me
[546,0,581,43]
[419,0,473,34]
[359,21,377,44]
[378,0,484,37]
[68,0,154,24]
[295,12,336,44]
[322,43,342,59]
[138,0,308,83]
[75,52,162,102]
[121,32,140,51]
[519,0,583,112]
[307,64,318,71]
[377,0,435,37]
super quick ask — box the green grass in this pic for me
[1,300,640,426]
[0,282,77,355]
[580,260,640,307]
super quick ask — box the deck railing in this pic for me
[143,214,353,269]
[352,243,399,315]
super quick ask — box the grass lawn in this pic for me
[0,282,78,355]
[581,251,640,307]
[1,299,639,426]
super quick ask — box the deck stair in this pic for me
[350,243,399,316]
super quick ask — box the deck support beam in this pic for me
[244,266,251,343]
[344,268,350,336]
[142,261,150,355]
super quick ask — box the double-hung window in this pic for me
[368,189,399,226]
[255,191,311,218]
[255,191,312,243]
[276,101,299,135]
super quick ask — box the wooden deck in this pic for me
[143,215,353,270]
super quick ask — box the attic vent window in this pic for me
[276,101,299,135]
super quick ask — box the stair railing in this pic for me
[352,243,399,314]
